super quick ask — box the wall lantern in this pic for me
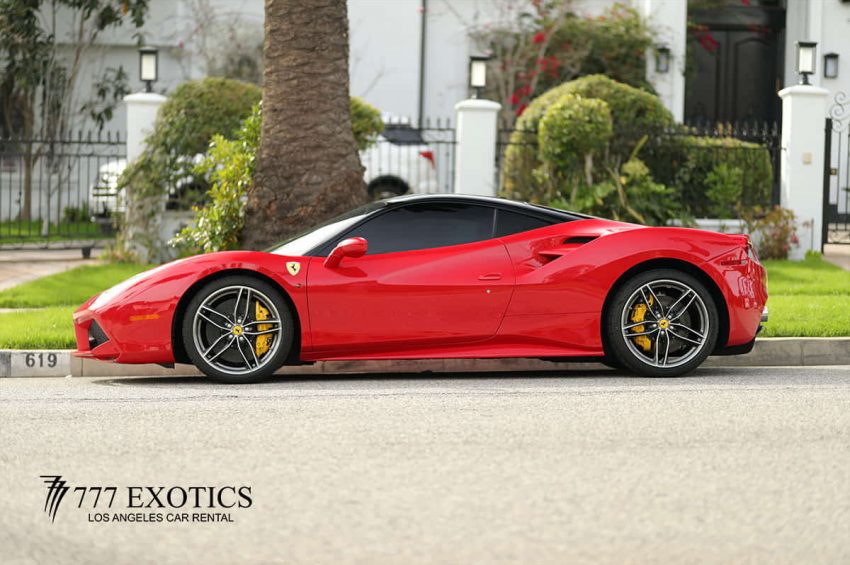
[824,52,839,79]
[469,55,489,98]
[139,46,159,93]
[795,41,817,85]
[655,46,671,74]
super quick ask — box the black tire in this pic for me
[181,275,295,383]
[604,268,719,377]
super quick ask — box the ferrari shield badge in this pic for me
[286,261,301,276]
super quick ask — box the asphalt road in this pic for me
[2,366,849,564]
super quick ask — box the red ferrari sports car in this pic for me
[74,194,768,382]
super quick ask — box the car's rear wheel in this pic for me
[604,269,718,377]
[182,276,294,383]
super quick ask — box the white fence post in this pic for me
[124,92,166,163]
[778,84,829,260]
[123,92,166,262]
[453,99,501,196]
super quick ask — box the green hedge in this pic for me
[644,135,773,217]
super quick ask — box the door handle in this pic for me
[478,273,502,281]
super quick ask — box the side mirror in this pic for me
[324,237,368,268]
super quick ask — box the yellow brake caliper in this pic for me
[255,300,272,357]
[630,295,654,352]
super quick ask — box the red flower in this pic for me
[696,31,719,53]
[510,92,520,105]
[515,103,528,117]
[533,32,546,44]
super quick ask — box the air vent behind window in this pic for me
[563,236,597,245]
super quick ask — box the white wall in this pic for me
[420,0,496,121]
[347,0,686,123]
[348,0,422,120]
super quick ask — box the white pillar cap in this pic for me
[124,92,168,105]
[778,84,830,99]
[454,99,502,112]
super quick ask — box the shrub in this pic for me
[548,153,685,226]
[151,78,262,163]
[502,75,672,202]
[740,205,798,260]
[474,3,653,125]
[171,104,261,254]
[544,4,653,93]
[171,97,383,255]
[350,97,384,151]
[63,203,91,223]
[118,77,261,261]
[537,94,612,201]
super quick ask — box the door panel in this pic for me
[306,240,515,353]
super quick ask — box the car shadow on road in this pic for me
[95,366,747,388]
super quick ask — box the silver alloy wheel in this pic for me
[192,285,283,376]
[619,279,709,369]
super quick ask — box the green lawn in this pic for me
[760,295,850,337]
[0,262,152,308]
[0,256,847,350]
[759,255,850,337]
[0,306,76,349]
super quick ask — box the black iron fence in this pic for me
[0,132,125,248]
[362,118,456,197]
[824,92,850,245]
[495,120,780,218]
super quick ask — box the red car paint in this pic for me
[73,207,767,366]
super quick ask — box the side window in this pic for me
[494,209,554,237]
[344,203,496,255]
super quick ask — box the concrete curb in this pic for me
[1,337,848,378]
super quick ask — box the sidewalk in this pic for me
[0,249,102,291]
[824,244,850,271]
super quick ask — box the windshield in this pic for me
[266,201,385,256]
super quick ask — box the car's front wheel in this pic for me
[604,269,719,377]
[182,276,294,383]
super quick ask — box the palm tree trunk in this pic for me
[243,0,366,250]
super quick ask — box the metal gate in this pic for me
[0,132,125,249]
[824,92,850,245]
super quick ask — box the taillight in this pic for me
[419,150,435,168]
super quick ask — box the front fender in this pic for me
[74,252,309,364]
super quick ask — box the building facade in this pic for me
[350,0,850,126]
[34,0,850,133]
